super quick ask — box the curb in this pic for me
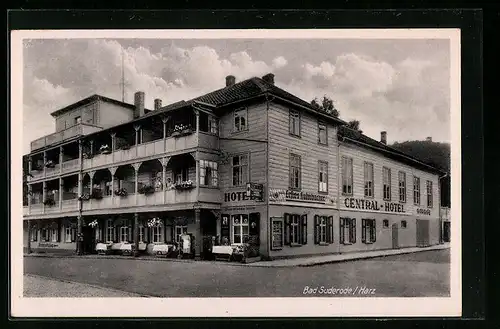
[24,273,153,297]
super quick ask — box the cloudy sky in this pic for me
[22,38,450,153]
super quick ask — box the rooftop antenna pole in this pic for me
[121,47,125,102]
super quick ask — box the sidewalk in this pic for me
[24,243,449,268]
[247,243,450,268]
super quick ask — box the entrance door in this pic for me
[443,222,451,242]
[392,223,399,249]
[82,225,95,254]
[416,219,430,247]
[201,211,217,260]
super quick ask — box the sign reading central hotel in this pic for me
[343,197,405,213]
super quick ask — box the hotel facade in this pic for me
[22,73,445,260]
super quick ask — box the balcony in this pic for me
[31,123,103,152]
[23,206,28,216]
[62,159,80,173]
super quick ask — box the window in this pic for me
[340,218,356,244]
[30,227,38,242]
[120,225,130,242]
[399,171,407,203]
[175,168,188,184]
[383,167,391,200]
[342,157,353,195]
[200,160,218,187]
[138,225,146,242]
[209,116,218,135]
[232,154,248,186]
[175,225,188,243]
[383,219,389,228]
[41,228,49,242]
[364,162,374,197]
[232,215,249,244]
[65,225,76,242]
[314,215,334,244]
[318,161,328,193]
[106,219,115,242]
[401,220,407,229]
[318,122,327,145]
[426,180,433,208]
[284,213,307,245]
[234,108,247,132]
[413,176,421,205]
[152,225,163,243]
[362,219,376,244]
[105,181,113,196]
[50,227,58,242]
[289,154,301,190]
[74,116,81,125]
[289,110,301,136]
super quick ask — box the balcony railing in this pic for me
[45,164,60,178]
[62,158,80,172]
[23,206,28,216]
[31,123,103,152]
[62,199,79,212]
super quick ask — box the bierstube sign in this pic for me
[269,189,336,205]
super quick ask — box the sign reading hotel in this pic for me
[269,189,336,205]
[342,197,406,214]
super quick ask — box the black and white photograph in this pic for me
[11,28,461,317]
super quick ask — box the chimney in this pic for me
[154,98,162,111]
[426,136,432,142]
[380,131,387,145]
[134,91,145,118]
[262,73,275,85]
[225,75,236,87]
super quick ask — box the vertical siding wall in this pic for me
[268,102,338,197]
[97,101,134,128]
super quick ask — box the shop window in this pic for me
[138,225,146,242]
[383,167,391,201]
[175,225,188,243]
[232,154,248,186]
[314,215,333,244]
[340,218,356,244]
[284,213,307,246]
[401,220,407,229]
[426,180,433,208]
[383,219,389,228]
[30,227,38,242]
[50,227,59,242]
[289,154,301,190]
[234,108,247,132]
[200,160,218,187]
[289,110,301,137]
[152,225,163,243]
[232,214,249,244]
[318,161,328,193]
[41,228,49,242]
[65,225,76,242]
[106,219,115,242]
[342,157,353,195]
[318,121,327,145]
[413,176,421,205]
[362,219,376,244]
[399,171,407,203]
[364,162,374,197]
[120,225,130,242]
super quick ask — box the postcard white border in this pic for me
[10,28,462,318]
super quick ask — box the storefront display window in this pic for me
[106,219,115,242]
[175,225,188,243]
[232,214,249,244]
[152,225,163,243]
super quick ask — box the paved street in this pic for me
[24,249,450,297]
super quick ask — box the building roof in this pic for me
[338,125,445,175]
[50,94,138,118]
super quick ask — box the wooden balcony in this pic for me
[62,159,80,173]
[44,164,60,178]
[61,199,79,212]
[31,123,103,152]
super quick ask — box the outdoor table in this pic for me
[153,244,174,256]
[212,245,234,261]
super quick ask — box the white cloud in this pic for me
[272,56,288,69]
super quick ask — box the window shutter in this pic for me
[328,216,334,243]
[372,220,377,242]
[221,214,230,243]
[284,213,291,245]
[249,212,261,247]
[339,218,345,244]
[362,219,366,243]
[314,215,319,244]
[57,222,61,242]
[301,214,307,245]
[351,218,357,244]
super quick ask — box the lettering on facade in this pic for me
[224,191,251,203]
[38,242,59,248]
[343,198,405,214]
[417,208,431,216]
[269,189,336,205]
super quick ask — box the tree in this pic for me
[347,120,362,133]
[311,96,340,118]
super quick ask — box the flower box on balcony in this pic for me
[78,193,91,201]
[90,189,103,200]
[173,180,194,190]
[99,145,111,155]
[119,144,131,150]
[44,160,55,168]
[43,198,56,206]
[83,153,93,159]
[114,188,128,197]
[138,185,155,195]
[171,124,193,138]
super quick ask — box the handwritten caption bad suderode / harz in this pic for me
[303,286,376,296]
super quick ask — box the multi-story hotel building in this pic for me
[22,73,445,260]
